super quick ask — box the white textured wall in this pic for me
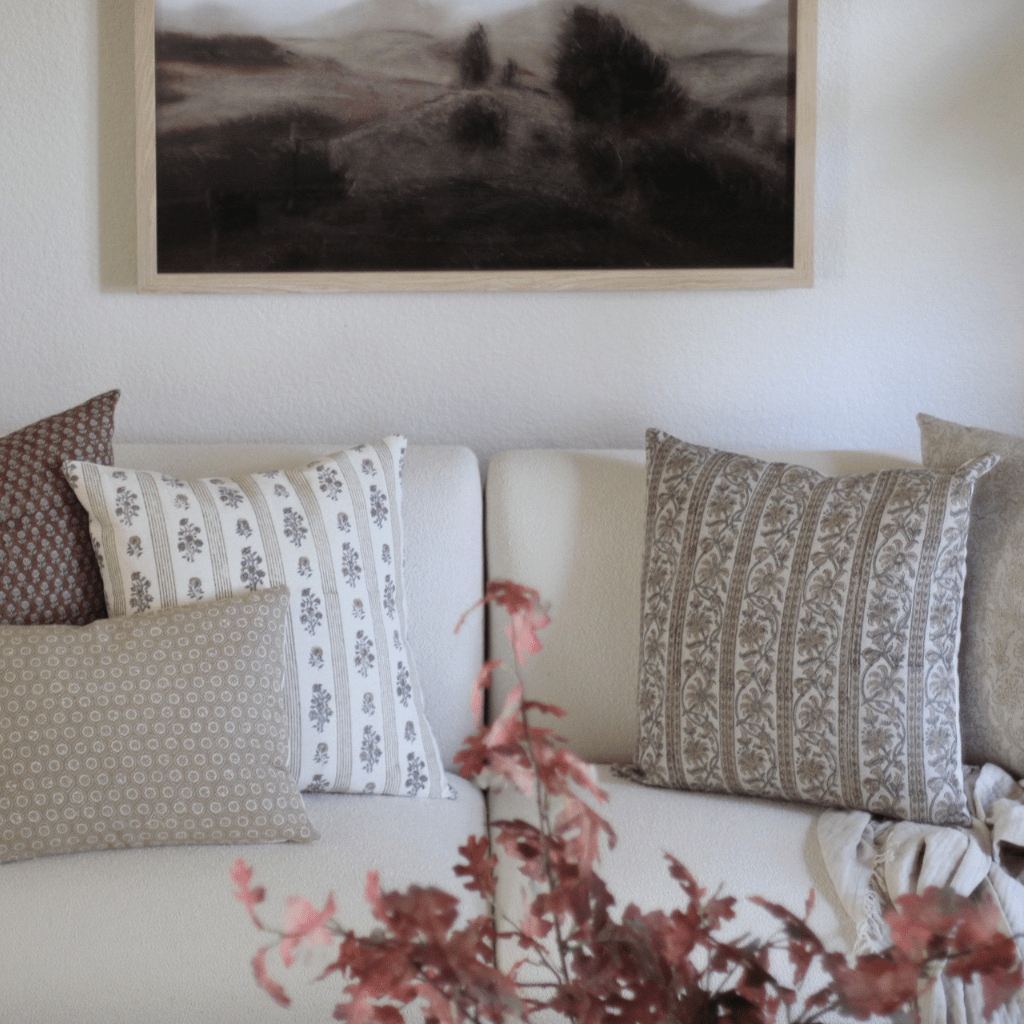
[1,1,1022,462]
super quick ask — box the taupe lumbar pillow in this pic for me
[0,587,318,863]
[919,413,1024,776]
[64,438,450,799]
[627,429,996,826]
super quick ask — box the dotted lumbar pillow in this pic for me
[65,437,450,798]
[0,587,318,863]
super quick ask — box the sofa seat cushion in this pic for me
[0,771,486,1024]
[490,767,854,1011]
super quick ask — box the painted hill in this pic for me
[284,28,456,85]
[158,0,791,62]
[279,0,455,39]
[484,0,789,80]
[673,49,788,105]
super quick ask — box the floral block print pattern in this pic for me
[626,430,998,826]
[65,437,451,798]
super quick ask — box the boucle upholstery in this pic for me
[2,440,944,1024]
[0,775,485,1024]
[0,442,485,1024]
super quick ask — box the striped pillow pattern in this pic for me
[64,437,450,798]
[628,430,996,826]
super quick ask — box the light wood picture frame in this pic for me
[136,0,816,293]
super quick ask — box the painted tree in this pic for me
[553,4,686,126]
[458,23,493,88]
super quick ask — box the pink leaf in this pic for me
[555,800,616,876]
[454,834,498,899]
[459,683,538,794]
[365,871,383,920]
[281,892,337,967]
[491,682,525,738]
[518,890,553,946]
[536,745,609,805]
[412,980,457,1024]
[230,858,266,930]
[505,612,545,666]
[979,959,1024,1019]
[829,952,922,1018]
[470,660,502,726]
[484,581,546,621]
[334,991,379,1024]
[453,581,550,666]
[252,946,290,1008]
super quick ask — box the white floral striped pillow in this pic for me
[64,437,451,799]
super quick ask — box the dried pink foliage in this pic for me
[281,893,337,968]
[230,856,266,930]
[235,581,1024,1024]
[252,946,291,1008]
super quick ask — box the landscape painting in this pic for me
[136,0,816,291]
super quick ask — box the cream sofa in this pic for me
[0,442,920,1022]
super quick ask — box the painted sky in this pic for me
[156,0,778,29]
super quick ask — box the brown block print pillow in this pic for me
[0,391,119,625]
[625,429,997,827]
[0,587,318,863]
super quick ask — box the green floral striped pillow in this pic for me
[628,429,996,826]
[65,437,451,799]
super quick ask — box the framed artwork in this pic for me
[135,0,816,292]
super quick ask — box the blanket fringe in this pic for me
[853,823,891,955]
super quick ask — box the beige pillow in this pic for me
[626,429,996,826]
[919,413,1024,776]
[0,587,318,863]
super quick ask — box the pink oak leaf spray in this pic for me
[234,581,1023,1024]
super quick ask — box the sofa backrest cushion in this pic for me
[485,448,919,765]
[112,444,483,771]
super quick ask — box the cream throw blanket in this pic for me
[817,766,1024,1024]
